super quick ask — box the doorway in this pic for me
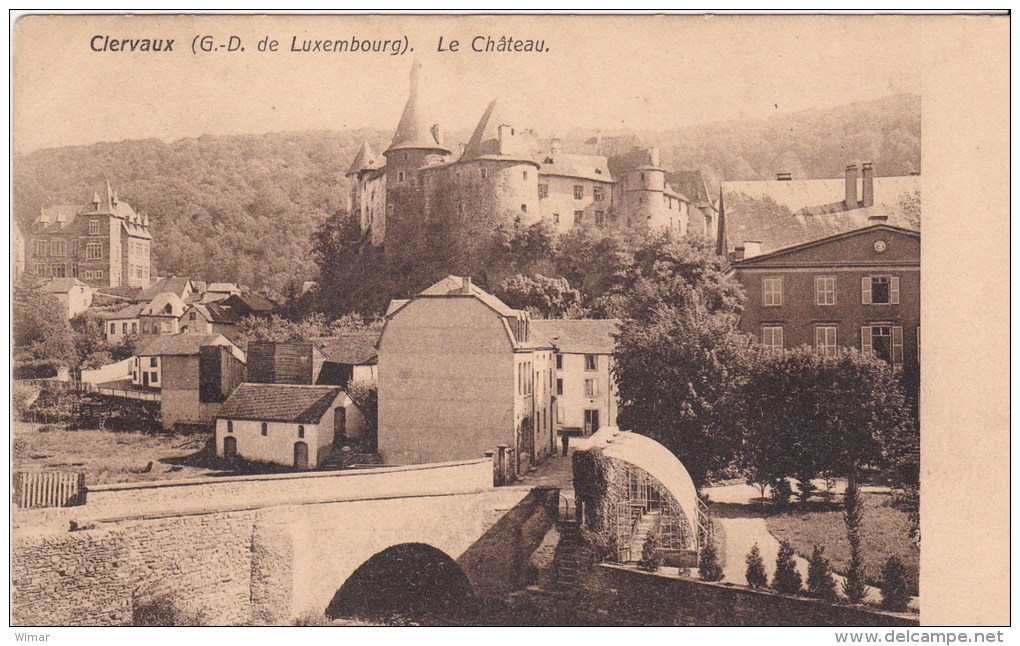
[223,435,237,460]
[584,409,600,435]
[333,408,347,448]
[294,441,309,469]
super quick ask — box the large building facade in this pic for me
[29,181,152,289]
[377,275,556,473]
[345,62,717,255]
[729,223,920,370]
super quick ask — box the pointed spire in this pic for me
[460,99,531,164]
[105,180,114,209]
[346,141,382,177]
[715,187,727,257]
[385,60,450,155]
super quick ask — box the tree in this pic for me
[745,543,767,589]
[806,546,838,601]
[345,378,378,452]
[698,538,724,582]
[736,347,916,498]
[12,281,75,376]
[880,556,911,612]
[614,274,749,489]
[496,274,586,319]
[772,540,803,596]
[842,477,869,604]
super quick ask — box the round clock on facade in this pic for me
[874,240,887,253]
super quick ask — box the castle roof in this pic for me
[537,153,614,183]
[345,141,384,177]
[719,174,921,256]
[460,99,538,166]
[386,61,450,155]
[36,181,149,230]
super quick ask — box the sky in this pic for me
[11,14,955,155]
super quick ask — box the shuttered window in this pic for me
[862,276,900,304]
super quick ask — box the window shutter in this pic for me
[814,327,823,352]
[776,327,784,349]
[861,277,872,305]
[861,326,873,356]
[892,326,904,364]
[890,276,900,304]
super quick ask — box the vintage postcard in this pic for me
[8,12,1010,633]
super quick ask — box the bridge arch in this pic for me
[325,542,476,623]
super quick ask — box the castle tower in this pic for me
[383,61,451,259]
[615,147,672,229]
[345,141,386,243]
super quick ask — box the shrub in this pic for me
[795,470,817,502]
[806,546,838,601]
[880,556,911,612]
[12,383,41,421]
[772,540,803,595]
[132,592,207,626]
[770,478,793,507]
[637,532,661,572]
[698,537,724,582]
[843,476,869,604]
[745,543,767,589]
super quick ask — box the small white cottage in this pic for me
[214,383,366,469]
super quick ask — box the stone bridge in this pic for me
[11,459,562,626]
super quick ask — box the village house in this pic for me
[532,319,620,437]
[138,292,187,336]
[728,223,920,370]
[246,341,328,385]
[40,277,94,320]
[217,291,278,318]
[29,181,152,288]
[134,276,194,304]
[132,333,246,430]
[179,302,241,340]
[201,282,242,303]
[311,333,380,384]
[103,302,144,344]
[214,383,366,469]
[378,275,556,473]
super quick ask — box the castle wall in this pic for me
[538,175,615,233]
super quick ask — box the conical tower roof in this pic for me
[386,61,450,155]
[460,99,535,165]
[345,141,383,177]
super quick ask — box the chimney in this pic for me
[649,147,661,168]
[868,215,889,223]
[776,172,792,181]
[732,245,745,261]
[461,276,472,294]
[861,162,875,207]
[498,124,514,154]
[743,241,763,258]
[550,137,562,155]
[845,164,860,210]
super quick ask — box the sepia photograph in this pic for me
[7,11,1010,635]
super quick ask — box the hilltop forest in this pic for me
[13,93,920,303]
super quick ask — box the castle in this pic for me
[345,62,718,260]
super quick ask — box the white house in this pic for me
[139,292,187,336]
[104,302,144,344]
[214,383,366,469]
[40,278,93,320]
[532,319,620,436]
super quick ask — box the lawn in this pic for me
[12,421,226,484]
[765,492,919,596]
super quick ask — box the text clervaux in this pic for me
[90,35,175,52]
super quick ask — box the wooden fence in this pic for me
[13,471,86,509]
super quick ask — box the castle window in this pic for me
[51,263,66,278]
[89,220,101,235]
[261,422,268,436]
[574,211,583,225]
[538,184,548,199]
[86,243,102,260]
[51,240,66,256]
[227,420,233,434]
[521,204,527,213]
[298,425,305,439]
[35,262,45,276]
[35,240,47,257]
[481,168,488,180]
[640,173,645,181]
[523,171,528,181]
[573,185,583,200]
[593,186,604,202]
[397,171,405,184]
[553,213,560,225]
[595,211,605,227]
